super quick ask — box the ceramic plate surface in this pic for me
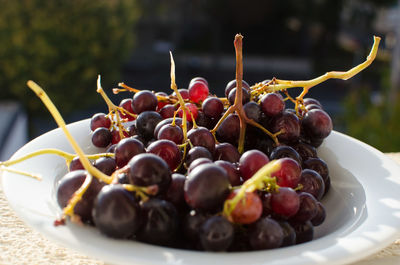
[3,119,400,265]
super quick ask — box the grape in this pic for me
[291,141,317,162]
[239,150,270,181]
[94,157,116,175]
[299,169,325,200]
[199,216,234,251]
[302,109,332,139]
[136,111,163,141]
[119,98,135,121]
[260,93,285,117]
[156,92,169,110]
[214,160,242,186]
[187,157,213,173]
[92,184,141,238]
[154,117,184,138]
[278,221,296,247]
[243,101,261,122]
[214,142,241,163]
[147,139,181,171]
[184,164,230,211]
[90,113,111,131]
[178,103,198,122]
[305,104,321,111]
[114,138,145,168]
[69,156,84,171]
[260,192,273,216]
[187,127,216,154]
[106,144,117,153]
[92,127,112,148]
[172,88,189,100]
[303,157,330,195]
[185,146,213,167]
[270,187,300,218]
[271,111,300,143]
[269,145,302,165]
[111,129,129,145]
[157,124,184,144]
[228,87,250,105]
[225,79,250,97]
[164,173,187,209]
[202,97,224,119]
[303,98,322,108]
[291,192,319,223]
[159,104,176,119]
[271,158,301,188]
[227,190,262,224]
[132,90,158,114]
[127,153,171,193]
[57,170,104,223]
[127,123,137,137]
[183,210,209,242]
[249,217,283,250]
[311,202,326,226]
[216,114,240,145]
[138,198,179,246]
[190,77,208,86]
[189,81,209,103]
[290,221,314,244]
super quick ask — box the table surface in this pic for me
[1,154,400,265]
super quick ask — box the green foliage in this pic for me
[0,0,139,115]
[342,69,400,152]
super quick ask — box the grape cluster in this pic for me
[56,73,332,252]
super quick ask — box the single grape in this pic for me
[290,220,314,244]
[183,210,209,242]
[199,216,234,251]
[172,88,190,100]
[132,90,158,114]
[136,111,163,141]
[269,145,302,165]
[228,87,250,105]
[310,202,326,226]
[57,170,104,223]
[187,126,216,154]
[189,81,209,103]
[270,187,300,218]
[260,93,285,117]
[127,153,171,194]
[299,169,325,200]
[138,198,179,246]
[216,114,240,145]
[187,157,213,173]
[126,123,137,136]
[178,103,198,122]
[291,141,317,162]
[90,113,111,131]
[155,92,169,110]
[249,217,284,250]
[157,123,184,145]
[227,190,262,224]
[303,98,322,108]
[214,142,241,163]
[260,192,273,216]
[189,77,208,86]
[185,146,213,167]
[159,104,176,119]
[291,192,319,223]
[184,164,230,211]
[305,104,321,111]
[239,150,270,181]
[202,97,224,119]
[271,158,301,188]
[270,111,301,143]
[302,109,332,139]
[92,184,141,238]
[243,101,261,122]
[225,79,250,97]
[119,98,135,121]
[153,117,184,138]
[69,156,84,171]
[147,139,181,171]
[92,127,112,148]
[164,173,187,209]
[214,160,242,186]
[111,129,129,145]
[303,157,330,195]
[114,137,145,168]
[278,221,297,247]
[94,157,116,175]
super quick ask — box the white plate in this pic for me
[3,119,400,265]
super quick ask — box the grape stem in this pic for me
[0,166,41,180]
[222,160,281,221]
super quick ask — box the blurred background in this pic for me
[0,0,399,160]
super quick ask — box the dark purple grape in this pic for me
[214,160,242,186]
[199,216,234,251]
[216,114,240,145]
[187,127,215,154]
[195,111,214,129]
[92,127,112,148]
[260,93,285,117]
[159,104,176,119]
[299,169,325,200]
[311,202,326,226]
[185,146,213,167]
[305,104,321,111]
[303,98,322,108]
[202,97,224,119]
[228,87,250,105]
[165,173,186,208]
[136,111,163,141]
[214,142,241,163]
[249,217,283,250]
[127,153,171,194]
[270,145,302,165]
[183,210,209,243]
[114,138,145,168]
[57,170,105,223]
[184,164,230,211]
[270,111,300,143]
[106,144,117,153]
[90,113,111,131]
[154,117,183,138]
[291,142,317,162]
[225,79,250,98]
[94,157,116,175]
[126,123,137,136]
[132,90,158,114]
[260,192,273,216]
[92,184,141,238]
[171,88,189,100]
[290,221,314,244]
[138,198,179,246]
[278,221,296,247]
[243,101,261,122]
[291,192,319,223]
[303,158,330,194]
[157,124,184,145]
[147,139,181,171]
[69,156,84,171]
[302,109,332,139]
[270,187,300,218]
[187,157,213,173]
